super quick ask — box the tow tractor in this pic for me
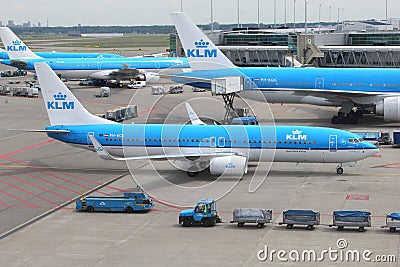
[179,199,221,227]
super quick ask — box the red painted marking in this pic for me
[0,180,59,206]
[0,188,38,208]
[372,163,400,169]
[346,194,370,200]
[0,169,70,201]
[371,154,382,158]
[0,201,8,207]
[0,139,55,159]
[4,157,111,196]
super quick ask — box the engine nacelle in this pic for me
[137,72,160,84]
[209,155,248,176]
[375,96,400,121]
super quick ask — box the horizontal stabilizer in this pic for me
[8,129,70,133]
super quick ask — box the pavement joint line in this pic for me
[0,171,129,240]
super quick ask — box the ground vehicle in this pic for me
[128,81,146,89]
[230,208,272,228]
[179,199,221,227]
[382,213,400,232]
[76,192,154,213]
[231,116,259,125]
[351,131,391,145]
[168,85,183,94]
[279,210,320,230]
[329,210,371,232]
[94,87,110,97]
[152,86,165,95]
[78,79,94,86]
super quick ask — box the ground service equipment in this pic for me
[329,210,371,232]
[179,199,221,227]
[279,210,320,230]
[230,208,272,228]
[76,192,154,213]
[381,213,400,232]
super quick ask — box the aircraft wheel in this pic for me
[86,206,94,213]
[187,171,198,177]
[331,116,341,124]
[336,167,344,175]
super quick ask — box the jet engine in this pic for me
[375,96,400,121]
[209,155,248,176]
[137,72,160,84]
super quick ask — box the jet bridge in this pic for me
[211,76,244,124]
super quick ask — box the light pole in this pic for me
[304,0,308,64]
[257,0,260,28]
[180,0,183,12]
[329,6,332,26]
[284,0,287,27]
[274,0,277,28]
[386,0,388,31]
[237,0,240,28]
[293,0,296,33]
[319,4,322,33]
[211,0,214,34]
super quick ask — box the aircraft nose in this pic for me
[363,142,379,157]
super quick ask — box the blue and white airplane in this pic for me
[0,27,189,84]
[0,28,123,59]
[170,12,400,124]
[33,62,378,175]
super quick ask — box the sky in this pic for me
[1,0,398,27]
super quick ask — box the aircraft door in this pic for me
[87,132,94,145]
[329,135,338,152]
[209,137,216,147]
[218,137,225,147]
[315,78,324,89]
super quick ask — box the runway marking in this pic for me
[4,157,112,196]
[0,168,70,201]
[0,139,55,159]
[371,163,400,169]
[0,180,59,206]
[0,188,38,208]
[346,194,370,200]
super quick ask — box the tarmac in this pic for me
[1,74,400,266]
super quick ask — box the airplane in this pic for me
[33,62,378,175]
[0,28,124,59]
[170,12,400,124]
[0,27,190,85]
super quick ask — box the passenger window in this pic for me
[154,138,157,142]
[313,141,316,144]
[105,138,108,141]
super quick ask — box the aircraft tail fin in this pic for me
[0,27,42,59]
[185,102,206,125]
[34,62,116,126]
[170,12,235,71]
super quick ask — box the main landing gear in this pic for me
[331,110,362,124]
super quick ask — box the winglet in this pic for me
[88,135,116,160]
[0,27,42,59]
[170,12,235,71]
[185,102,206,125]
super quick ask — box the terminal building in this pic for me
[171,20,400,68]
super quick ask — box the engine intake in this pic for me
[209,155,248,176]
[376,96,400,121]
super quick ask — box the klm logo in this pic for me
[226,162,236,169]
[186,39,217,58]
[47,92,75,110]
[6,39,27,52]
[286,129,307,141]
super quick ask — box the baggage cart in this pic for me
[381,213,400,232]
[230,208,272,228]
[329,210,371,232]
[279,210,320,230]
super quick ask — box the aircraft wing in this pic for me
[89,135,239,161]
[9,59,29,69]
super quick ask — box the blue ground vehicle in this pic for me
[179,199,221,227]
[76,192,154,213]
